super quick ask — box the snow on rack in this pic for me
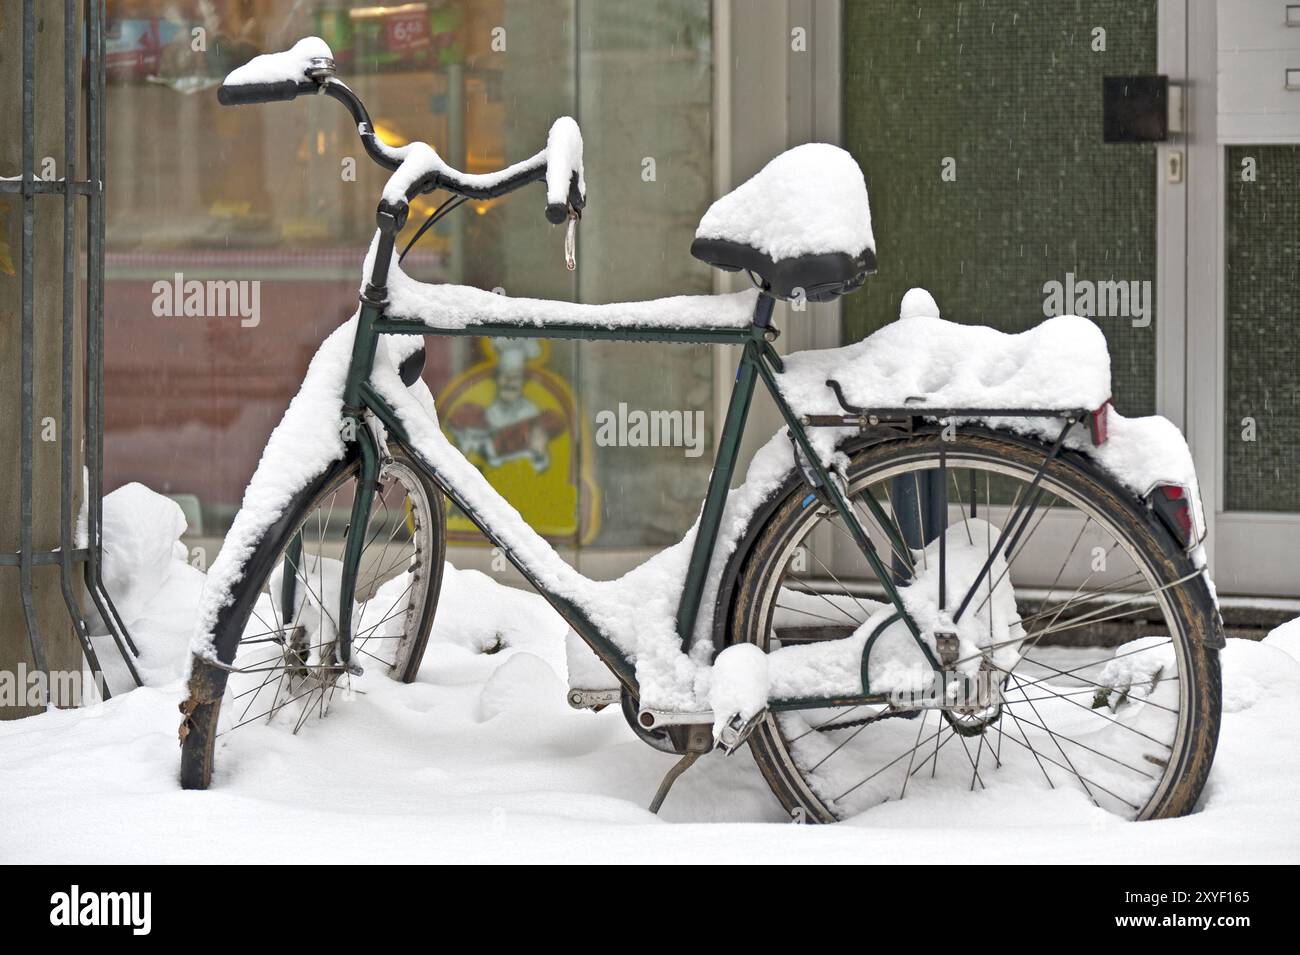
[776,288,1206,543]
[695,143,875,262]
[222,36,332,87]
[193,246,1212,717]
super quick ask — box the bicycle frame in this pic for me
[285,97,1083,715]
[321,260,922,700]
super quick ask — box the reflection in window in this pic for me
[103,0,715,559]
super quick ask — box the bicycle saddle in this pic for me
[691,143,876,303]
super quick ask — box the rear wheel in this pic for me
[729,430,1221,823]
[180,444,445,789]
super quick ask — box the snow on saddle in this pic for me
[690,143,877,303]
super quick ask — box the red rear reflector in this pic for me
[1089,399,1111,445]
[1150,483,1195,549]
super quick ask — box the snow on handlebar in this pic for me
[543,117,586,223]
[217,37,586,228]
[216,36,333,105]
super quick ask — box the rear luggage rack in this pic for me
[801,379,1109,445]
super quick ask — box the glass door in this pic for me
[1210,145,1300,596]
[833,0,1171,592]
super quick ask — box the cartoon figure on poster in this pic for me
[447,339,563,470]
[439,338,601,544]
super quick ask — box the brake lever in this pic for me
[564,209,578,272]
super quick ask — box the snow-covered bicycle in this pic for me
[179,38,1222,822]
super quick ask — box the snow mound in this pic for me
[7,481,1298,860]
[7,578,1299,861]
[90,483,188,632]
[433,564,568,655]
[1264,616,1300,664]
[479,653,564,721]
[695,143,875,262]
[899,287,941,320]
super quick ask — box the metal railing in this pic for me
[0,0,140,704]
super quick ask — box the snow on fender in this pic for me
[708,643,769,742]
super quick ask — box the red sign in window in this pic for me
[386,13,431,53]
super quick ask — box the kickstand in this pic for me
[648,752,702,814]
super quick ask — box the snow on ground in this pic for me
[2,494,1298,863]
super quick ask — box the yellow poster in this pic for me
[437,338,601,545]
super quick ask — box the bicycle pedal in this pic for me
[567,687,620,710]
[716,708,766,754]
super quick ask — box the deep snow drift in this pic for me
[1,488,1297,863]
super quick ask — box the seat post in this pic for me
[674,310,768,655]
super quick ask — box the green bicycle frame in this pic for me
[315,231,922,700]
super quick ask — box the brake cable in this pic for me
[399,193,469,262]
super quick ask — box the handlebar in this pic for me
[216,77,318,106]
[216,37,586,227]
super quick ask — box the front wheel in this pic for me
[729,429,1221,823]
[180,444,445,789]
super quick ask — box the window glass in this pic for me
[1224,145,1300,513]
[103,0,715,558]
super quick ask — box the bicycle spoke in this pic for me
[956,732,986,791]
[972,490,1060,617]
[997,662,1178,743]
[878,482,918,577]
[783,571,864,625]
[774,601,858,628]
[899,709,933,798]
[806,547,878,624]
[990,714,1141,811]
[832,723,947,803]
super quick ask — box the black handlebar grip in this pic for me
[568,171,586,211]
[544,170,586,224]
[217,79,316,106]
